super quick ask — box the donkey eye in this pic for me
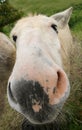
[51,24,58,33]
[12,35,17,42]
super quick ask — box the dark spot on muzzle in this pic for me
[9,79,63,123]
[12,80,55,122]
[14,80,49,106]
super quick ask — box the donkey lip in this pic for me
[8,82,17,104]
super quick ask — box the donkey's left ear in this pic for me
[50,7,73,28]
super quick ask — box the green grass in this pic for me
[9,0,82,14]
[1,0,82,130]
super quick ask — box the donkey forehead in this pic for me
[11,15,57,34]
[17,15,56,26]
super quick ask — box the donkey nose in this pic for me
[8,67,70,124]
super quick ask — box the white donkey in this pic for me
[0,7,73,126]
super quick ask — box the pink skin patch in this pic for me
[32,101,42,112]
[45,69,69,105]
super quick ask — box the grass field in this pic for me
[0,0,82,130]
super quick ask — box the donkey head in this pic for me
[7,7,72,124]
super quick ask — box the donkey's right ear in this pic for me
[50,7,73,28]
[0,33,16,81]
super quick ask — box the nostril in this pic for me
[8,82,17,104]
[57,71,61,83]
[8,82,13,97]
[48,69,69,105]
[56,69,69,96]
